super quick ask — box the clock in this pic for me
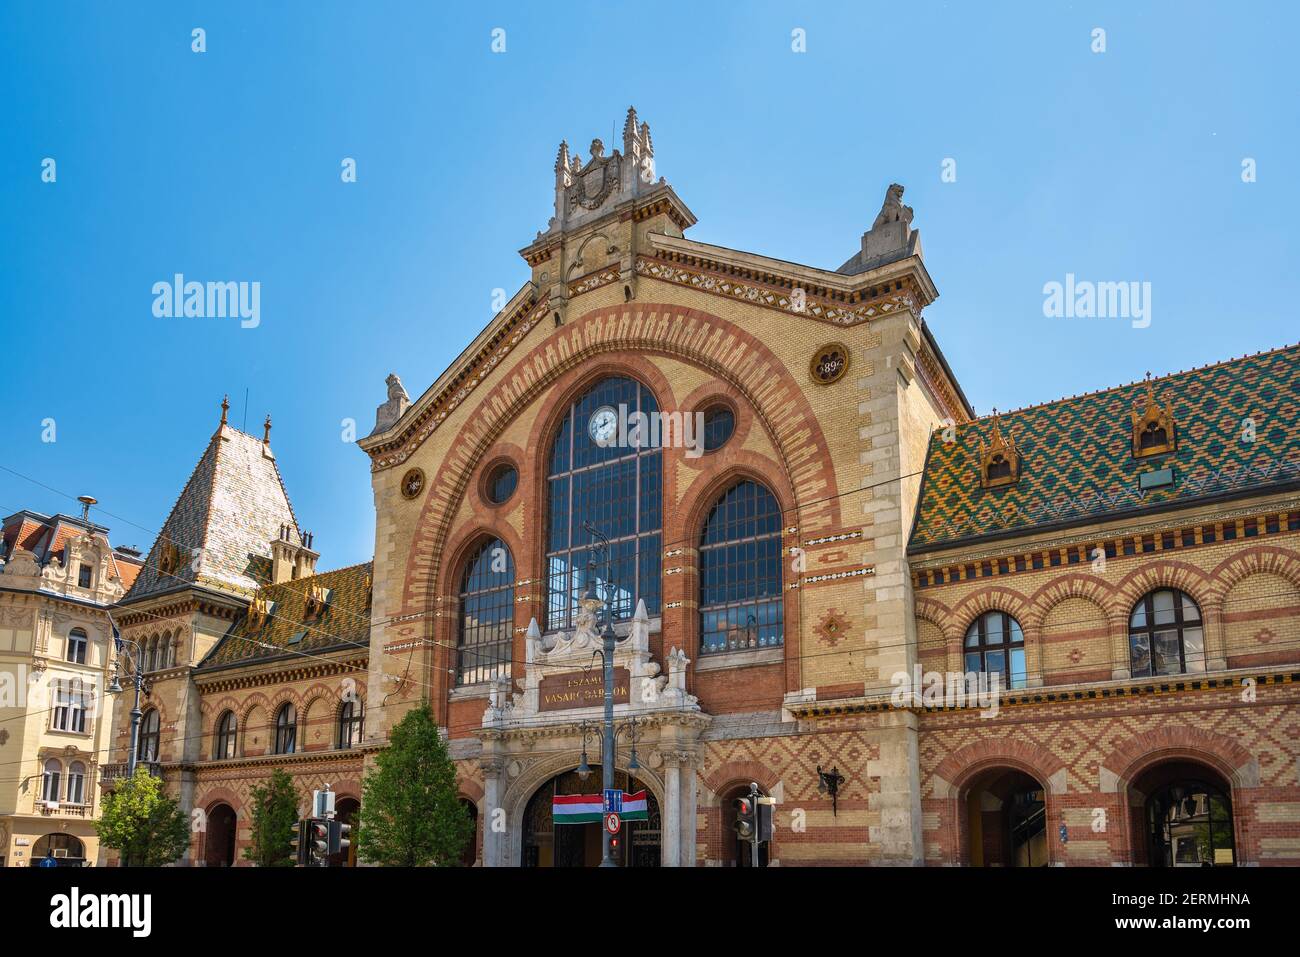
[588,405,619,447]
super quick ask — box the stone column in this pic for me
[662,756,681,867]
[480,758,506,867]
[680,758,698,867]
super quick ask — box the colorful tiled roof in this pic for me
[198,561,372,669]
[121,424,302,603]
[909,343,1300,552]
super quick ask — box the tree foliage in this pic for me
[243,768,300,867]
[356,700,472,866]
[95,769,191,867]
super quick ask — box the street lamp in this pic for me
[106,623,147,779]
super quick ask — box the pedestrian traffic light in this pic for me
[309,819,330,863]
[328,820,351,857]
[734,796,756,841]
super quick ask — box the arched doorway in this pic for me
[1131,761,1236,867]
[204,803,237,867]
[964,768,1048,867]
[32,833,85,866]
[719,784,770,867]
[329,798,360,867]
[521,768,660,867]
[460,799,479,866]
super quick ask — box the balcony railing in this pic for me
[36,800,91,817]
[98,761,162,785]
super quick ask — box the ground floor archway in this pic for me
[203,803,238,867]
[964,767,1048,867]
[521,767,661,867]
[33,833,85,865]
[1130,760,1236,867]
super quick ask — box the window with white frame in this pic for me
[41,759,61,803]
[66,628,87,665]
[52,679,89,733]
[67,761,86,804]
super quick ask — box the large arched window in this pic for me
[274,703,297,754]
[138,708,160,763]
[699,480,784,655]
[41,759,61,803]
[337,699,363,749]
[964,611,1027,689]
[1129,589,1205,677]
[456,538,515,686]
[214,710,237,759]
[546,376,662,630]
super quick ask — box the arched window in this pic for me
[161,630,173,669]
[67,762,86,805]
[546,376,662,630]
[138,708,161,763]
[337,699,363,749]
[274,703,297,754]
[456,538,515,686]
[41,759,61,803]
[964,611,1027,689]
[66,628,87,665]
[1129,589,1205,677]
[699,480,784,655]
[214,710,237,759]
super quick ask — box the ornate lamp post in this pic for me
[106,625,147,778]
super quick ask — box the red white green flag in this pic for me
[622,790,649,821]
[552,793,603,824]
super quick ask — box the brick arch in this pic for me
[238,692,271,727]
[1025,572,1118,630]
[1102,725,1257,792]
[949,586,1032,634]
[933,738,1067,797]
[913,595,957,642]
[206,696,241,734]
[1113,560,1212,614]
[396,302,841,625]
[700,760,782,803]
[457,777,485,804]
[1209,544,1300,602]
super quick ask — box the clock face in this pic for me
[588,405,619,447]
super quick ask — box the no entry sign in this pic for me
[604,812,621,835]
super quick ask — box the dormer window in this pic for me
[246,596,271,630]
[978,412,1021,490]
[304,585,330,622]
[1131,374,1177,458]
[77,563,92,589]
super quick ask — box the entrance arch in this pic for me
[963,767,1049,867]
[204,803,237,867]
[32,833,85,865]
[521,768,661,867]
[1130,760,1237,867]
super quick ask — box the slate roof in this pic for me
[198,561,372,670]
[120,424,302,603]
[908,343,1300,552]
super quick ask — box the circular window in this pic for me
[701,405,735,452]
[810,343,850,385]
[400,468,425,500]
[485,463,518,505]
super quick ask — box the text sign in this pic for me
[538,667,630,712]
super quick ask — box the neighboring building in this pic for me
[0,505,142,866]
[102,403,370,866]
[355,108,1300,866]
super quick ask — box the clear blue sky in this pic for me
[2,1,1296,569]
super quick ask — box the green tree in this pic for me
[243,768,300,867]
[356,700,472,866]
[95,769,191,867]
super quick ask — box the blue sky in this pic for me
[2,1,1296,569]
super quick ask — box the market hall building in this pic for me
[357,109,1300,867]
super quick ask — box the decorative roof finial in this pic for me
[220,394,229,426]
[263,414,272,444]
[554,140,570,175]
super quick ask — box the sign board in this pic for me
[312,788,335,819]
[539,667,630,712]
[604,812,621,835]
[604,788,623,813]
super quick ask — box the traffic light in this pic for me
[309,819,330,863]
[757,797,774,843]
[291,819,311,866]
[328,820,351,858]
[733,796,756,841]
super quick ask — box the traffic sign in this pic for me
[603,788,623,813]
[604,812,622,835]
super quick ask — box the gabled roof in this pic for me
[909,343,1300,552]
[120,424,302,604]
[197,561,372,670]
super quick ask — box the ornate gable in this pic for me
[1130,374,1177,458]
[978,412,1021,489]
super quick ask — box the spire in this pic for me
[554,140,570,175]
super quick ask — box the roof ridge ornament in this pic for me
[1130,373,1177,458]
[978,409,1021,489]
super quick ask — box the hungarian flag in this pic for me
[622,790,649,821]
[552,793,603,824]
